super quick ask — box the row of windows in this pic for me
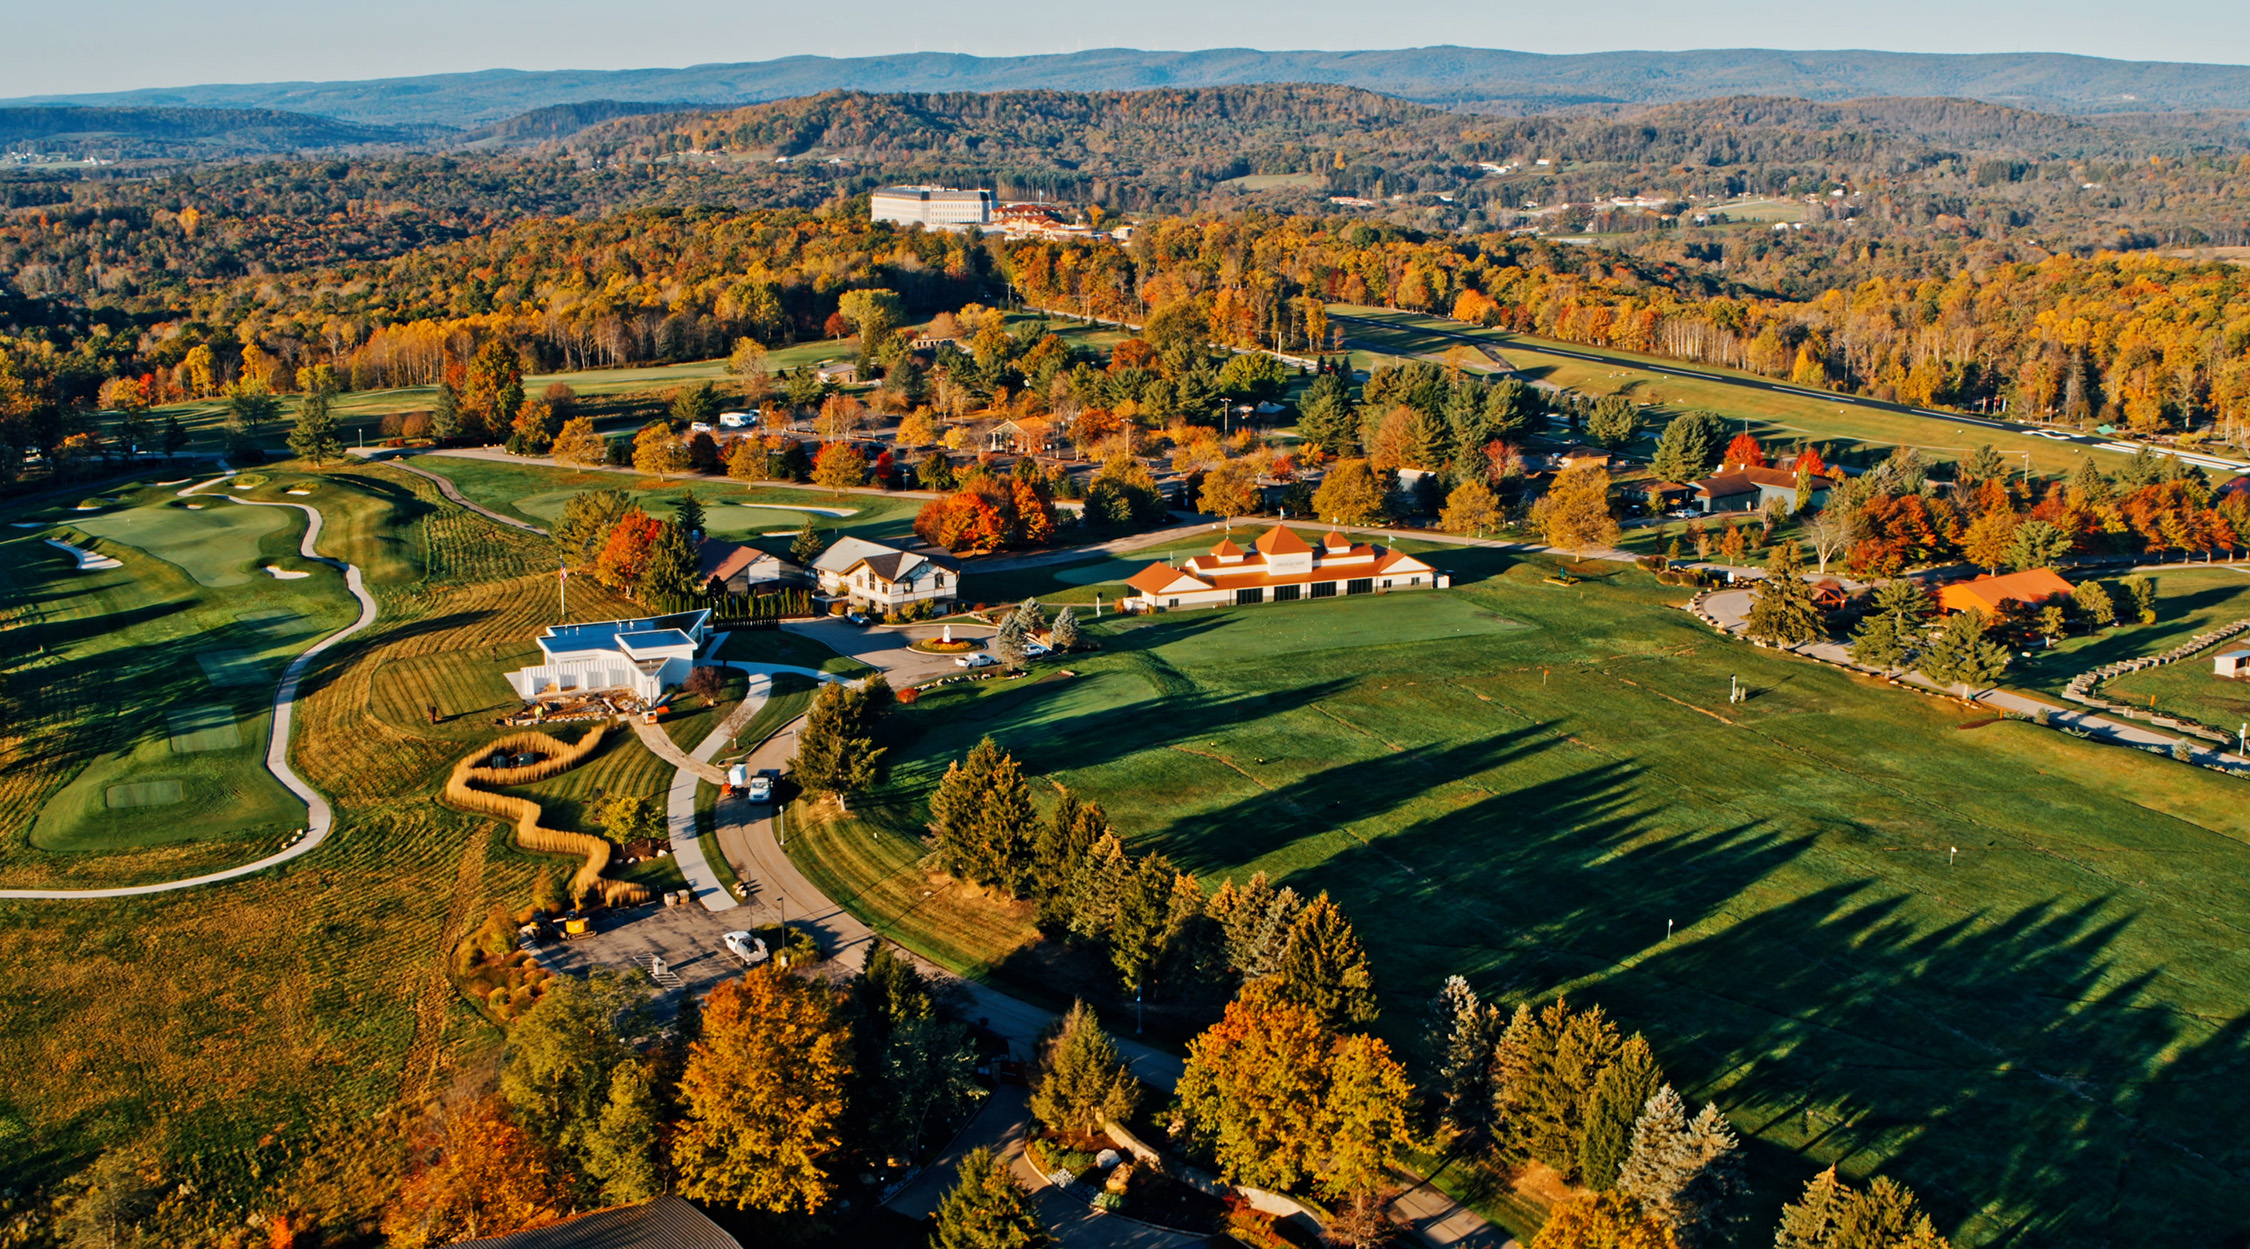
[1235,579,1382,605]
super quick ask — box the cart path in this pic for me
[382,455,549,534]
[0,472,380,900]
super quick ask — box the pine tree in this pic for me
[789,680,887,797]
[932,1147,1049,1249]
[1773,1166,1849,1249]
[1031,789,1106,923]
[1029,1000,1140,1136]
[1490,1001,1546,1147]
[1298,372,1361,457]
[640,520,704,606]
[673,493,706,539]
[1916,610,2010,695]
[1745,541,1825,645]
[1617,1085,1691,1222]
[1580,1034,1661,1190]
[1649,411,1723,483]
[1050,606,1080,651]
[1268,891,1378,1028]
[1064,831,1132,942]
[1849,580,1932,673]
[1586,394,1641,449]
[287,388,344,466]
[928,737,1038,894]
[789,516,827,565]
[1430,976,1505,1139]
[1520,1000,1623,1178]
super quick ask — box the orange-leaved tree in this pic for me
[1721,432,1766,469]
[672,966,854,1214]
[382,1098,565,1248]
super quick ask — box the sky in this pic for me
[13,0,2250,96]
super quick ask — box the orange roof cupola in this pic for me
[1322,530,1351,551]
[1254,525,1313,556]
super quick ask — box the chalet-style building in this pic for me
[812,537,959,612]
[1123,525,1444,611]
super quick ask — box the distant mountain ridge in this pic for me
[0,106,416,158]
[10,46,2250,129]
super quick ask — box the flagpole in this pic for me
[558,556,568,623]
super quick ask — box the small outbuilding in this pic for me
[2216,650,2250,679]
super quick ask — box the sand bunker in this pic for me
[43,538,123,570]
[265,566,312,579]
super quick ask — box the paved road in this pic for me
[1699,578,2250,773]
[1329,310,2250,476]
[0,471,381,900]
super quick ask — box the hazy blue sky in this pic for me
[15,0,2250,96]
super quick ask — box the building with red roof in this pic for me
[1122,525,1444,611]
[1935,568,2076,615]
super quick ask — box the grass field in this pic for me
[1328,306,2134,481]
[788,547,2250,1246]
[407,454,925,550]
[0,454,717,1237]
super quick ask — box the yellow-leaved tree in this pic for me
[1531,463,1620,559]
[671,967,854,1214]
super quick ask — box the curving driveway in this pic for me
[0,472,380,900]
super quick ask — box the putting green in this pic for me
[105,780,184,808]
[196,649,271,688]
[32,705,302,851]
[77,501,293,587]
[168,706,243,753]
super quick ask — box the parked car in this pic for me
[846,610,873,627]
[956,651,997,668]
[746,774,773,803]
[723,931,770,966]
[1024,641,1051,658]
[719,411,752,428]
[689,421,715,434]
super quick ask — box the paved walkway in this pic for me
[1698,578,2250,773]
[0,471,382,900]
[378,454,549,534]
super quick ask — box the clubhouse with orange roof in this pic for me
[1122,525,1445,611]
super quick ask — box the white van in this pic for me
[719,411,752,429]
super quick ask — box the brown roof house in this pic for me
[1692,464,1834,515]
[1124,524,1442,611]
[695,538,805,595]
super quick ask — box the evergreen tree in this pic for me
[1206,872,1300,976]
[1064,831,1132,942]
[1580,1034,1662,1190]
[1649,411,1724,484]
[1916,610,2010,694]
[1617,1085,1691,1220]
[1485,378,1543,437]
[1617,1090,1744,1248]
[1586,394,1641,449]
[1298,372,1361,456]
[554,488,632,565]
[1848,580,1933,673]
[929,1146,1048,1249]
[1774,1167,1950,1249]
[1431,976,1506,1139]
[640,520,704,605]
[2004,519,2072,570]
[673,493,706,539]
[1490,1001,1545,1146]
[1957,444,2006,485]
[1029,1000,1140,1136]
[287,388,344,466]
[2065,457,2110,503]
[789,516,828,565]
[1518,1000,1624,1178]
[928,737,1038,894]
[1268,891,1378,1028]
[1745,541,1824,645]
[1050,606,1080,651]
[1773,1166,1850,1249]
[789,679,890,797]
[1032,790,1107,925]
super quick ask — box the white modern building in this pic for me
[1124,525,1443,612]
[504,609,712,703]
[812,537,959,612]
[871,185,994,230]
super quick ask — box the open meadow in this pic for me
[0,458,735,1237]
[787,530,2250,1247]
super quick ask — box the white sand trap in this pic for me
[733,502,858,517]
[762,530,799,537]
[155,478,190,486]
[184,502,207,510]
[231,483,254,491]
[286,487,314,495]
[265,566,312,579]
[44,539,123,570]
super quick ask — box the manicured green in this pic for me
[793,547,2250,1247]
